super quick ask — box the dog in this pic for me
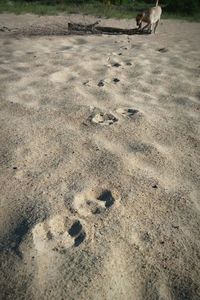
[136,0,162,34]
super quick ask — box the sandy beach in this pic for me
[0,13,200,299]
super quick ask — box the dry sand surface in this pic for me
[0,13,200,300]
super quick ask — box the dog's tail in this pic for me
[156,0,159,6]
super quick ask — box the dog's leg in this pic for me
[149,23,153,34]
[143,23,152,34]
[138,22,142,30]
[154,20,159,33]
[141,23,150,32]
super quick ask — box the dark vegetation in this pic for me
[0,0,200,20]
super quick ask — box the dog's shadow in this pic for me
[134,28,152,35]
[127,27,152,35]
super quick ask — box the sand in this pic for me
[0,13,200,299]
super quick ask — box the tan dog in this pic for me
[136,0,162,34]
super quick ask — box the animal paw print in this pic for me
[32,215,86,254]
[91,112,118,125]
[72,189,119,218]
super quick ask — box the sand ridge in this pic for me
[0,14,200,300]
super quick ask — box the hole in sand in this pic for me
[98,80,105,87]
[157,48,168,53]
[68,220,82,237]
[116,108,139,118]
[112,63,121,67]
[97,190,115,208]
[74,231,86,247]
[113,78,120,83]
[152,184,158,189]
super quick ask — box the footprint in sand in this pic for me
[32,215,86,254]
[116,108,139,118]
[72,189,120,218]
[91,112,118,125]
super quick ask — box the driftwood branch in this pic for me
[68,22,151,35]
